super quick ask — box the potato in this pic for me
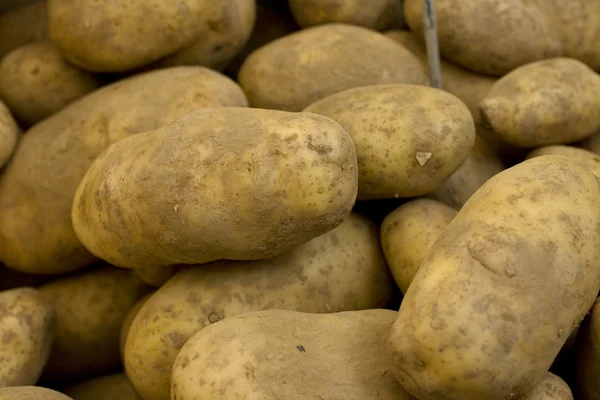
[527,146,600,178]
[172,309,409,400]
[0,100,19,168]
[388,156,600,400]
[304,84,475,199]
[0,41,99,126]
[124,213,394,400]
[152,0,256,71]
[0,288,55,387]
[381,199,457,294]
[521,373,573,400]
[0,386,72,400]
[289,0,401,31]
[72,107,357,269]
[119,292,153,362]
[38,266,151,383]
[480,58,600,148]
[133,266,178,288]
[0,66,248,275]
[238,23,428,111]
[575,297,600,400]
[428,136,504,209]
[403,0,562,76]
[62,373,140,400]
[0,0,48,60]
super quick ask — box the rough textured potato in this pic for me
[576,297,600,400]
[172,309,409,400]
[480,58,600,148]
[0,0,48,60]
[119,292,153,362]
[428,136,504,209]
[62,373,140,400]
[304,84,475,199]
[238,23,428,111]
[403,0,562,76]
[0,66,248,275]
[38,266,151,383]
[0,41,99,126]
[133,266,178,288]
[289,0,401,31]
[527,146,600,178]
[0,386,72,400]
[125,213,394,400]
[0,101,19,169]
[381,199,457,294]
[388,156,600,400]
[520,373,573,400]
[0,288,55,387]
[72,107,357,269]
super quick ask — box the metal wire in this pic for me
[422,0,442,89]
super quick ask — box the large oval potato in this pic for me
[0,0,48,60]
[388,156,600,400]
[0,41,99,126]
[172,309,409,400]
[0,288,55,387]
[0,386,72,400]
[403,0,562,76]
[480,58,600,148]
[521,373,573,400]
[0,66,248,275]
[238,23,428,111]
[125,213,394,400]
[38,266,151,383]
[575,297,600,400]
[381,199,457,294]
[304,84,475,199]
[72,107,358,269]
[62,373,140,400]
[527,145,600,178]
[0,101,19,169]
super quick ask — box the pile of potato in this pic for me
[1,0,600,399]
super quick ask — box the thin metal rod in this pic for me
[422,0,442,89]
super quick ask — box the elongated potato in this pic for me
[172,309,409,400]
[125,213,394,400]
[480,58,600,148]
[388,156,600,400]
[381,199,457,294]
[0,288,55,387]
[576,298,600,400]
[238,23,427,111]
[0,386,72,400]
[38,266,151,383]
[527,146,600,178]
[520,373,573,400]
[0,41,99,126]
[119,292,153,362]
[0,0,48,60]
[0,66,248,275]
[62,373,140,400]
[0,101,19,169]
[73,107,358,269]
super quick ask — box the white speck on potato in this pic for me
[416,152,433,166]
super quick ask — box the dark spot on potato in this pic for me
[168,331,187,349]
[296,345,306,352]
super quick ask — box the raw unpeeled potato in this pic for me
[527,145,600,178]
[520,373,573,400]
[0,386,72,400]
[0,101,19,169]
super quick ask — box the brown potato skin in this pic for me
[0,386,72,400]
[0,41,99,126]
[520,373,573,400]
[238,23,428,111]
[576,298,600,400]
[172,309,410,400]
[0,66,248,275]
[0,1,48,60]
[125,213,394,400]
[62,373,141,400]
[0,101,19,169]
[527,145,600,178]
[388,156,600,400]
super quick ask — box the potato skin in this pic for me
[0,386,72,400]
[0,41,99,126]
[125,213,394,400]
[575,298,600,400]
[520,373,573,400]
[0,1,48,60]
[0,101,19,169]
[38,266,151,383]
[0,288,55,387]
[480,58,600,148]
[381,199,457,294]
[72,107,358,269]
[304,84,475,199]
[388,156,600,400]
[527,145,600,178]
[62,373,140,400]
[238,23,428,111]
[119,292,153,362]
[0,66,248,275]
[172,309,410,400]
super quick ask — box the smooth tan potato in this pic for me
[0,386,72,400]
[72,107,358,269]
[0,288,55,387]
[0,101,19,168]
[238,23,428,111]
[62,373,140,400]
[172,309,410,400]
[527,146,600,178]
[119,292,153,362]
[403,0,562,76]
[38,266,151,383]
[388,156,600,400]
[304,84,475,199]
[0,66,248,275]
[133,266,178,288]
[0,1,48,60]
[520,373,573,400]
[480,58,600,148]
[576,297,600,400]
[289,0,401,31]
[0,41,99,126]
[428,136,504,209]
[381,199,457,294]
[125,213,394,400]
